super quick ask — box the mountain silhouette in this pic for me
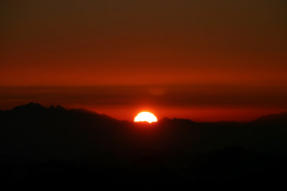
[253,112,287,125]
[0,103,286,188]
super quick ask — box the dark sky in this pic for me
[1,0,287,121]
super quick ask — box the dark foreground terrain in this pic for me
[0,103,287,188]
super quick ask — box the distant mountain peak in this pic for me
[9,103,118,123]
[14,102,46,111]
[253,112,287,124]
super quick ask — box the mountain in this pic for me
[253,112,287,125]
[0,103,287,188]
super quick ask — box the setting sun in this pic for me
[134,111,158,124]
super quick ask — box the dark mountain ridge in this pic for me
[0,103,287,187]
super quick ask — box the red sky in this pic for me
[1,0,287,121]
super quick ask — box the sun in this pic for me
[134,111,158,124]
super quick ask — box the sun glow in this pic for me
[134,111,158,124]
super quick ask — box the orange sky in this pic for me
[1,0,287,121]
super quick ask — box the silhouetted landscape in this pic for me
[2,0,287,189]
[0,103,287,188]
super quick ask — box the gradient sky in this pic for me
[1,0,287,121]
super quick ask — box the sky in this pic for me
[1,0,287,121]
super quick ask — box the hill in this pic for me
[0,103,287,187]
